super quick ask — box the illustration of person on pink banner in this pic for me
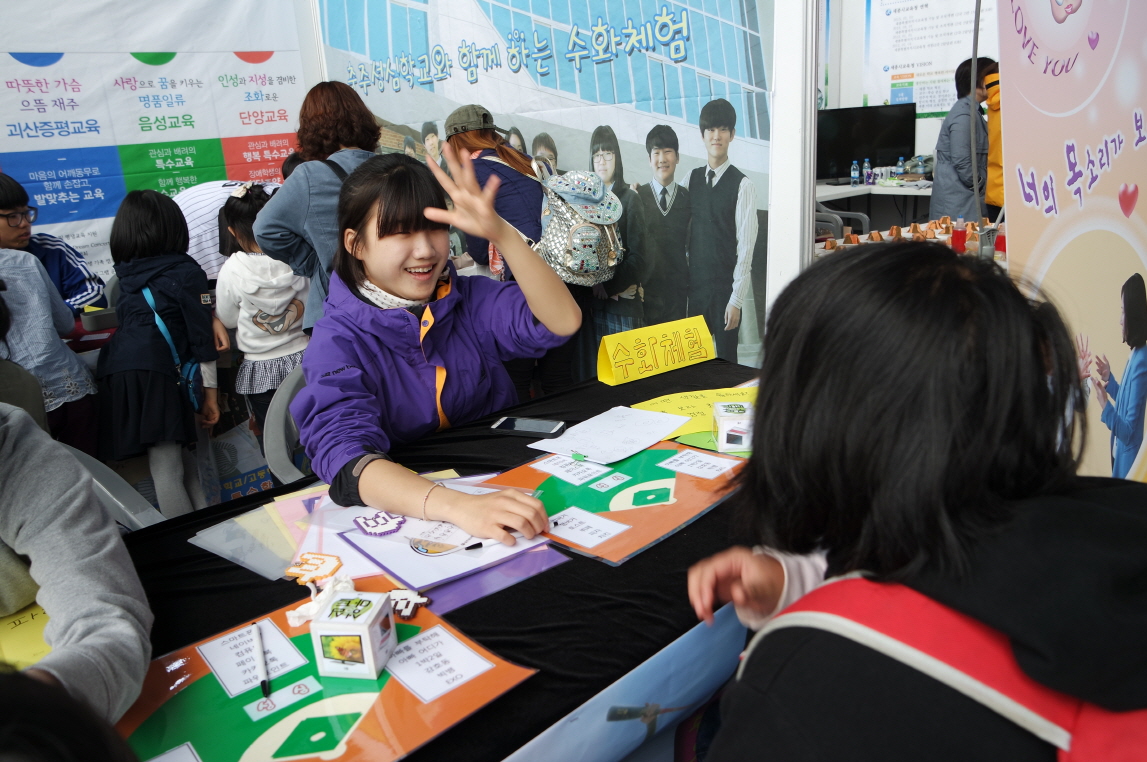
[1095,274,1147,479]
[1051,0,1084,25]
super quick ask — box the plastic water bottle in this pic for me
[850,160,860,187]
[863,158,874,185]
[895,157,905,177]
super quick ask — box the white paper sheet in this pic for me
[385,625,494,703]
[145,743,203,762]
[547,507,631,548]
[242,676,322,721]
[529,454,614,485]
[588,472,633,492]
[294,510,385,579]
[657,449,741,479]
[338,525,549,591]
[527,407,691,464]
[196,619,308,699]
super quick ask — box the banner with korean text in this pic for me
[0,1,308,278]
[997,0,1147,479]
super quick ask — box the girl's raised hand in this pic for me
[424,141,507,244]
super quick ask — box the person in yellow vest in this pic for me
[983,63,1003,221]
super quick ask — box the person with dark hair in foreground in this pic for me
[255,82,381,328]
[1095,272,1147,479]
[0,172,105,315]
[0,665,140,760]
[0,404,152,723]
[690,243,1147,761]
[96,190,220,518]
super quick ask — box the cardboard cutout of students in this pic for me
[637,125,690,325]
[687,99,758,362]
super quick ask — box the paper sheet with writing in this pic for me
[195,619,308,698]
[633,387,758,440]
[658,449,741,479]
[547,507,631,548]
[527,407,690,464]
[530,454,614,485]
[0,602,50,669]
[385,624,494,703]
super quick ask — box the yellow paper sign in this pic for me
[0,602,51,669]
[596,316,716,386]
[633,387,758,439]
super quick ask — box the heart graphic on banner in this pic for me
[1119,184,1138,218]
[1088,32,1100,50]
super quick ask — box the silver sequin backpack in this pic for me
[482,156,625,286]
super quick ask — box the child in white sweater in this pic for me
[216,183,309,444]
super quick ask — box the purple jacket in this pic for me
[292,264,568,482]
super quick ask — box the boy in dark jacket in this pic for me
[636,125,690,326]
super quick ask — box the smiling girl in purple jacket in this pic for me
[291,148,581,544]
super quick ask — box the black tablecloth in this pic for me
[124,359,757,760]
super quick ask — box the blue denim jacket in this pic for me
[253,148,376,329]
[0,249,96,411]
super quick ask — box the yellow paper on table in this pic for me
[0,603,51,668]
[634,387,758,439]
[597,316,716,386]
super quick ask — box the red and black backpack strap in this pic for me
[740,576,1147,762]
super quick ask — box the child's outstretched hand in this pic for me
[424,142,508,244]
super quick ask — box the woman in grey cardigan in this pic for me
[929,57,993,223]
[254,82,380,330]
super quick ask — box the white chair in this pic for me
[263,364,309,484]
[61,443,165,530]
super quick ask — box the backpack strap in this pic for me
[480,154,544,184]
[320,159,349,182]
[742,576,1079,752]
[141,286,183,368]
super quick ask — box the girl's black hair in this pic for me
[589,125,626,188]
[222,184,274,252]
[731,242,1083,581]
[108,190,189,264]
[0,665,139,762]
[334,154,448,288]
[0,173,29,209]
[1122,273,1147,348]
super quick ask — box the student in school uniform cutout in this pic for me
[687,99,758,363]
[636,125,690,326]
[590,125,647,347]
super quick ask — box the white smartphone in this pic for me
[490,416,566,438]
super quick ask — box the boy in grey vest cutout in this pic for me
[637,125,691,326]
[687,99,758,362]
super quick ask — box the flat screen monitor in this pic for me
[816,104,917,181]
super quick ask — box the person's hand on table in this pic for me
[688,546,785,626]
[431,487,549,546]
[212,316,230,352]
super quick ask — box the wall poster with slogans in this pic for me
[319,0,773,366]
[0,2,308,279]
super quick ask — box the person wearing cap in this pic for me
[444,105,590,399]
